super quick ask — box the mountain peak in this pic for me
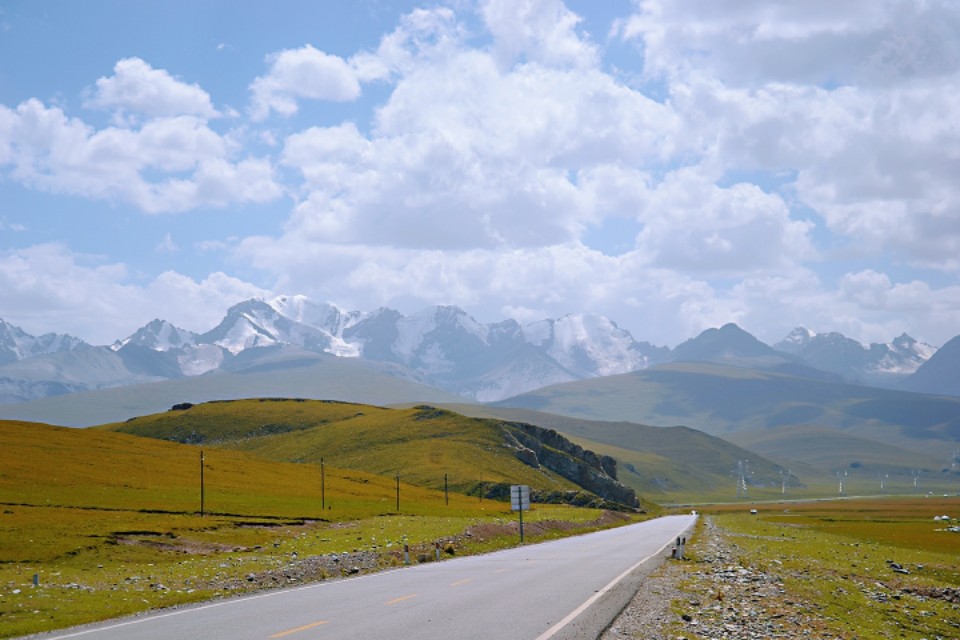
[113,319,197,352]
[0,317,88,365]
[673,323,771,360]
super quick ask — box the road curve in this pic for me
[36,514,696,640]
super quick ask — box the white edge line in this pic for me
[534,517,696,640]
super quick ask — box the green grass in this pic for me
[0,418,643,637]
[100,400,587,495]
[694,497,960,639]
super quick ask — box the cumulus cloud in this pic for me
[480,0,599,69]
[634,167,815,272]
[85,57,218,120]
[232,1,826,343]
[609,0,960,282]
[277,33,680,251]
[249,45,362,120]
[616,0,960,87]
[0,99,282,212]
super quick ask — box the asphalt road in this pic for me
[38,514,696,640]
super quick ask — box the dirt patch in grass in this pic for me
[113,533,252,555]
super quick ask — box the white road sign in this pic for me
[510,484,530,511]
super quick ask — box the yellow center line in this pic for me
[450,578,473,587]
[385,593,418,606]
[269,620,329,638]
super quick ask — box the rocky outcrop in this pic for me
[499,421,640,509]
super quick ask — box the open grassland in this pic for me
[0,420,642,637]
[671,497,960,639]
[100,400,587,495]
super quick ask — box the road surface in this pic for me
[37,514,696,640]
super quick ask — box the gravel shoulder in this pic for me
[602,516,835,640]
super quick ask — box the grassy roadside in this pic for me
[0,419,650,638]
[665,497,960,639]
[2,502,638,639]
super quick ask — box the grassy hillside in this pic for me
[0,419,639,637]
[494,362,960,461]
[99,399,639,505]
[0,418,457,520]
[0,348,463,427]
[441,404,795,500]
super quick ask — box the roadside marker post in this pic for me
[511,485,530,543]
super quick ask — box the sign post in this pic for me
[510,485,530,543]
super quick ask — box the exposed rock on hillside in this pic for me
[500,421,639,509]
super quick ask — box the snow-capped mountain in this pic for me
[112,319,198,352]
[0,319,87,365]
[0,300,948,405]
[774,327,936,386]
[524,314,669,377]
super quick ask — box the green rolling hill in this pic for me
[99,398,641,509]
[440,403,795,499]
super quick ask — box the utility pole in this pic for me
[444,472,449,506]
[200,448,205,517]
[780,468,791,495]
[395,471,400,512]
[320,457,325,511]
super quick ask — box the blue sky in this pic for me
[1,0,959,348]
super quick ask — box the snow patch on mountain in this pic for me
[268,295,363,357]
[178,344,226,376]
[869,334,937,375]
[525,314,652,377]
[113,319,197,352]
[777,327,816,351]
[775,327,937,384]
[0,319,87,364]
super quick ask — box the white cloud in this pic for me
[278,44,680,250]
[608,0,960,279]
[85,57,218,120]
[0,99,282,213]
[0,243,268,343]
[249,45,362,120]
[617,0,960,87]
[634,167,816,272]
[480,0,598,70]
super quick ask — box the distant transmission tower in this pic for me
[735,460,749,498]
[836,470,847,495]
[780,468,791,495]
